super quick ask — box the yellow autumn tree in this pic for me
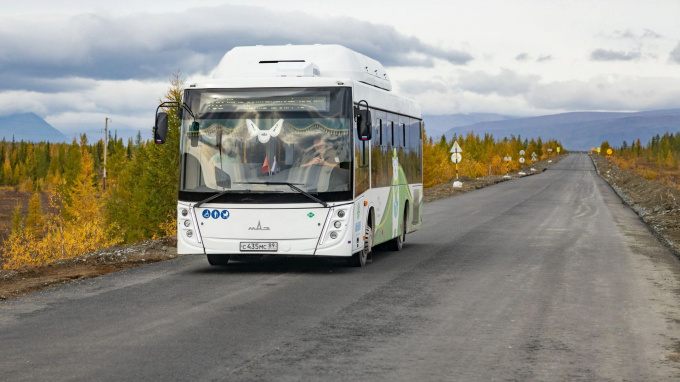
[25,192,43,238]
[1,149,122,269]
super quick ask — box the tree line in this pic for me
[423,131,565,187]
[1,75,183,269]
[601,132,680,188]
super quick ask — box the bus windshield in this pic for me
[179,87,352,199]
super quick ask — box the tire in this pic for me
[387,207,407,251]
[207,254,230,266]
[348,225,373,267]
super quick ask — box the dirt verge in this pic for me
[591,154,680,258]
[0,237,180,300]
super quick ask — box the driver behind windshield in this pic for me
[299,135,347,169]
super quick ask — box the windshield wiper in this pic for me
[193,189,234,209]
[192,182,328,209]
[235,181,328,208]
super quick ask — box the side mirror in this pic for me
[355,107,372,141]
[154,112,168,144]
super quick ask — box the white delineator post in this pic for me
[450,141,463,188]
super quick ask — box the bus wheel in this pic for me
[349,225,373,267]
[387,208,407,251]
[207,254,231,266]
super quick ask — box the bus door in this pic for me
[352,196,366,253]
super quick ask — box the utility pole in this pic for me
[103,117,108,190]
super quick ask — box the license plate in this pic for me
[240,242,278,252]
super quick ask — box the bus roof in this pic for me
[212,45,392,91]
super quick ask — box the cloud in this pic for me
[642,29,662,39]
[397,79,449,95]
[528,76,680,111]
[0,5,472,93]
[601,28,662,40]
[0,79,167,133]
[457,69,540,97]
[412,71,680,116]
[515,53,552,63]
[516,53,530,61]
[670,42,680,64]
[590,48,640,61]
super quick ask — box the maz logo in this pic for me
[248,221,270,231]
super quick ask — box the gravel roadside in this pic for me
[591,154,680,259]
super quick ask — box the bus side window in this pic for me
[391,121,395,147]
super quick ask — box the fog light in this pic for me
[183,220,191,227]
[334,221,342,229]
[337,210,346,218]
[181,209,188,217]
[186,230,193,238]
[330,231,338,239]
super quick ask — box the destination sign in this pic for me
[202,94,330,113]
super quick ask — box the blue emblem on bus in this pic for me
[221,210,230,219]
[202,210,210,219]
[211,210,220,219]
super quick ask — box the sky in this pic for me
[1,0,680,138]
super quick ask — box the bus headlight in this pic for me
[181,209,189,217]
[334,221,342,229]
[183,220,191,227]
[337,210,346,218]
[330,231,338,239]
[186,230,193,238]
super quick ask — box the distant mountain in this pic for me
[0,113,68,143]
[442,109,680,151]
[423,113,516,139]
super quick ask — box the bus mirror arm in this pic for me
[153,101,196,145]
[355,100,372,141]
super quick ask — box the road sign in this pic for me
[597,147,601,153]
[606,148,612,155]
[547,149,553,153]
[450,141,462,153]
[519,150,525,156]
[504,156,512,162]
[519,157,525,164]
[557,147,561,153]
[451,153,462,163]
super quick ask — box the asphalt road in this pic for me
[2,154,680,381]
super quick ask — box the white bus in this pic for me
[154,45,423,267]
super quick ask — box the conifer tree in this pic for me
[25,192,43,237]
[10,204,23,235]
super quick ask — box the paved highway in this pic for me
[1,154,680,381]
